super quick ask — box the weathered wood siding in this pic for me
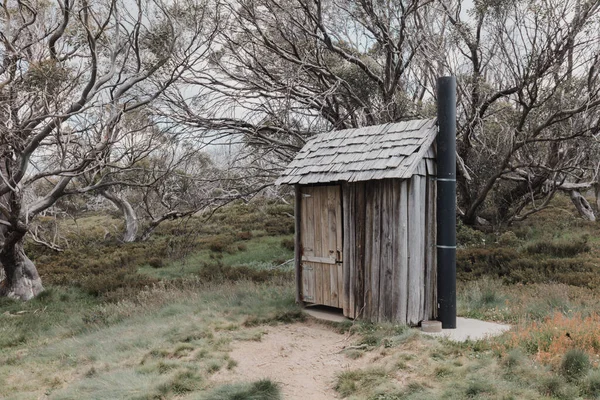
[296,154,437,326]
[341,167,437,325]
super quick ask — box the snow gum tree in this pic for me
[0,0,218,300]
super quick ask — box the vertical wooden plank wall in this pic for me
[392,180,408,323]
[294,185,302,304]
[355,183,366,318]
[407,175,424,325]
[369,182,381,321]
[313,187,323,305]
[424,175,437,321]
[342,183,352,317]
[378,180,393,322]
[424,151,437,321]
[340,171,436,325]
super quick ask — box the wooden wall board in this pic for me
[342,184,352,317]
[294,185,302,304]
[424,176,437,320]
[407,175,424,325]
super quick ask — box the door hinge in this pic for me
[303,295,314,301]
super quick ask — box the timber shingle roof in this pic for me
[275,118,437,185]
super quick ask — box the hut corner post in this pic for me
[294,185,303,305]
[436,76,457,329]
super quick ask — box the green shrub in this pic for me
[236,231,253,240]
[148,257,164,269]
[457,247,517,280]
[457,221,486,247]
[584,370,600,397]
[281,238,295,251]
[538,375,567,398]
[560,349,590,382]
[197,262,293,284]
[498,231,519,246]
[206,235,235,253]
[457,247,600,288]
[264,219,294,235]
[525,237,590,258]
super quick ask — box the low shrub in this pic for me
[560,349,590,382]
[538,375,568,398]
[197,262,293,284]
[457,247,517,280]
[148,257,165,269]
[205,235,235,253]
[457,221,486,247]
[457,247,600,288]
[280,238,295,251]
[525,236,590,258]
[264,219,294,235]
[498,231,519,246]
[585,370,600,397]
[236,231,253,240]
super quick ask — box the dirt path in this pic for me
[212,322,364,399]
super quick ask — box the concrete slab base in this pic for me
[421,320,442,333]
[303,306,349,323]
[421,317,510,342]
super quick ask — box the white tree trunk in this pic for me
[0,239,44,301]
[100,191,139,242]
[570,190,596,222]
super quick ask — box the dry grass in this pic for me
[495,312,600,367]
[0,281,296,399]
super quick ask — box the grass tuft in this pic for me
[335,368,388,397]
[243,310,306,327]
[200,379,281,400]
[560,349,590,382]
[465,379,495,398]
[584,370,600,397]
[501,349,525,372]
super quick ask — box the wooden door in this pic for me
[300,185,343,308]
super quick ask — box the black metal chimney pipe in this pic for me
[436,76,457,329]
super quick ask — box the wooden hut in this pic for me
[275,119,438,326]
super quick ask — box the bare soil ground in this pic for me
[212,322,367,399]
